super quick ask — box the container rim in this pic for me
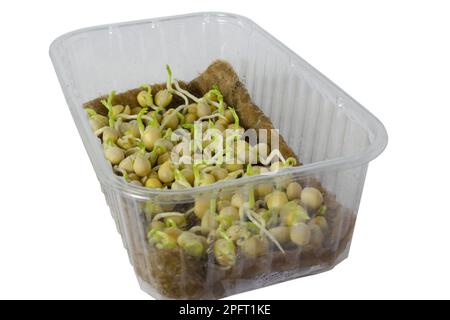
[49,11,388,200]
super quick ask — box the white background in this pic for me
[0,0,449,300]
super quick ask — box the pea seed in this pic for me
[133,154,151,177]
[231,193,245,208]
[157,152,170,166]
[104,145,124,164]
[301,187,323,210]
[142,126,161,149]
[266,190,288,209]
[177,232,205,257]
[180,168,194,185]
[290,223,311,246]
[102,127,120,143]
[145,177,163,189]
[239,235,268,258]
[286,182,302,200]
[158,161,175,183]
[269,226,290,244]
[214,238,236,267]
[194,196,210,219]
[218,206,239,228]
[197,101,212,118]
[154,89,173,108]
[201,210,218,234]
[211,167,228,181]
[187,103,198,115]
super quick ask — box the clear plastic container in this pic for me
[50,12,388,299]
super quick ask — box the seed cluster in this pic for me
[146,181,327,268]
[86,65,327,268]
[86,65,296,189]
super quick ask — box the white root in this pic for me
[152,212,185,222]
[174,79,200,103]
[94,126,109,136]
[245,208,285,254]
[196,113,227,122]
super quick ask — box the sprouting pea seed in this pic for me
[154,89,173,108]
[112,104,124,116]
[154,138,174,153]
[224,110,234,123]
[269,226,290,244]
[102,127,120,143]
[177,232,205,257]
[280,201,309,226]
[133,154,151,177]
[239,235,268,258]
[211,167,228,181]
[226,225,251,242]
[119,154,135,172]
[194,196,210,219]
[164,215,186,228]
[164,226,182,242]
[89,115,108,131]
[290,223,311,246]
[137,90,153,107]
[147,110,162,123]
[231,193,245,208]
[130,180,143,186]
[214,238,236,267]
[200,210,218,234]
[256,183,273,198]
[199,173,216,186]
[124,121,140,138]
[104,145,124,165]
[180,168,194,185]
[215,123,226,132]
[142,126,161,150]
[218,206,239,228]
[161,109,179,130]
[197,101,212,118]
[145,177,163,189]
[148,220,165,232]
[128,173,140,181]
[286,182,302,200]
[311,216,328,233]
[131,107,142,115]
[215,118,229,127]
[187,103,198,115]
[185,113,197,124]
[116,135,136,150]
[123,105,131,115]
[171,181,185,190]
[266,190,288,210]
[158,161,175,183]
[157,152,170,166]
[301,187,324,210]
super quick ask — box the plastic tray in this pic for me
[50,12,388,299]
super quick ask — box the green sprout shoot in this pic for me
[100,90,117,127]
[137,107,148,136]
